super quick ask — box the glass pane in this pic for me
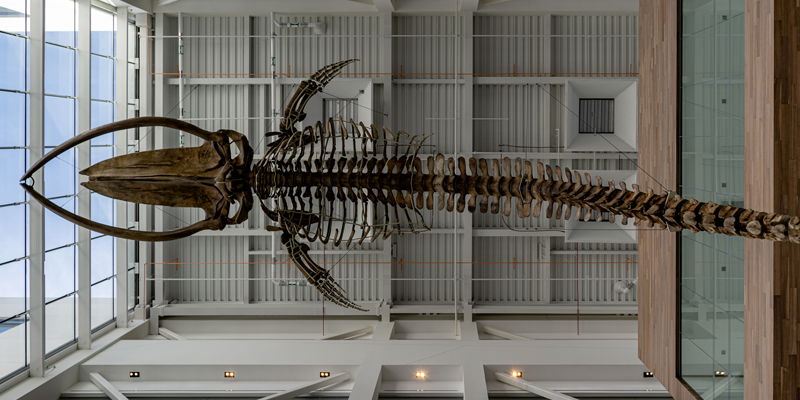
[91,278,114,329]
[0,150,25,205]
[90,7,113,57]
[90,235,113,283]
[44,197,75,250]
[0,260,27,318]
[0,205,26,263]
[0,91,25,147]
[44,44,74,97]
[44,95,75,147]
[90,55,114,101]
[127,22,136,60]
[0,313,28,380]
[43,148,76,198]
[0,33,26,91]
[44,246,74,299]
[45,293,75,354]
[127,63,136,104]
[45,0,74,47]
[0,0,28,35]
[90,101,114,145]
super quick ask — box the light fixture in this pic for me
[129,372,140,378]
[715,371,727,377]
[415,371,426,378]
[511,371,522,378]
[224,372,235,378]
[320,372,330,378]
[643,372,653,378]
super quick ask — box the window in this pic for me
[578,98,614,134]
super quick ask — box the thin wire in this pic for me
[254,83,297,154]
[128,84,200,154]
[321,90,389,117]
[535,83,669,192]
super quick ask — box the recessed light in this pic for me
[224,372,235,378]
[129,372,140,378]
[415,372,426,378]
[715,371,727,377]
[511,371,522,378]
[643,372,653,378]
[320,372,330,378]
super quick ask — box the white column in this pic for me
[462,364,489,400]
[115,6,130,328]
[76,0,92,350]
[380,12,393,311]
[460,11,474,308]
[153,12,167,305]
[28,0,46,378]
[136,12,154,310]
[349,366,382,400]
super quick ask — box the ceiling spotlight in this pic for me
[129,372,140,378]
[643,372,653,378]
[415,371,426,378]
[224,372,235,378]
[320,372,330,378]
[715,371,727,377]
[511,371,522,378]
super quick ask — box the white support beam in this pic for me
[89,372,129,400]
[373,0,394,12]
[257,372,351,400]
[460,11,474,310]
[136,12,155,309]
[494,373,578,400]
[460,0,480,12]
[462,364,489,400]
[77,0,92,351]
[115,6,130,329]
[28,0,45,378]
[372,322,395,340]
[319,326,373,340]
[158,327,187,340]
[380,12,393,313]
[481,326,530,341]
[153,12,170,304]
[348,366,382,400]
[459,321,480,341]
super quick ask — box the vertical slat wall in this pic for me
[473,16,546,75]
[183,17,248,75]
[472,237,547,303]
[393,16,463,79]
[252,16,382,78]
[394,234,459,302]
[638,2,696,399]
[552,15,639,77]
[392,83,464,156]
[472,84,551,153]
[167,236,248,302]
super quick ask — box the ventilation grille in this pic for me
[579,99,614,133]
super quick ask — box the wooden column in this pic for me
[637,1,696,399]
[745,0,800,398]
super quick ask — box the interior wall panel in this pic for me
[183,17,249,75]
[392,16,464,79]
[472,237,546,302]
[552,15,639,77]
[394,234,460,303]
[474,16,547,75]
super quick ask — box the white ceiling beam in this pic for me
[258,372,351,400]
[460,0,480,11]
[373,0,394,12]
[318,326,374,340]
[104,0,153,13]
[494,372,579,400]
[348,366,382,400]
[482,326,530,341]
[158,327,187,340]
[463,364,489,400]
[89,373,129,400]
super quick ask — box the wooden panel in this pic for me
[637,1,698,399]
[745,0,800,399]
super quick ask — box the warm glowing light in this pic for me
[415,372,426,378]
[224,372,235,378]
[643,372,654,378]
[320,372,330,377]
[129,372,140,378]
[511,371,522,378]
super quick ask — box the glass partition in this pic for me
[679,0,745,398]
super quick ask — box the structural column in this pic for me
[637,1,695,399]
[76,0,92,350]
[28,0,46,378]
[744,0,800,398]
[115,6,130,328]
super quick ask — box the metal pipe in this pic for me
[178,12,184,147]
[453,0,459,336]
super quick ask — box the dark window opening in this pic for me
[579,98,615,134]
